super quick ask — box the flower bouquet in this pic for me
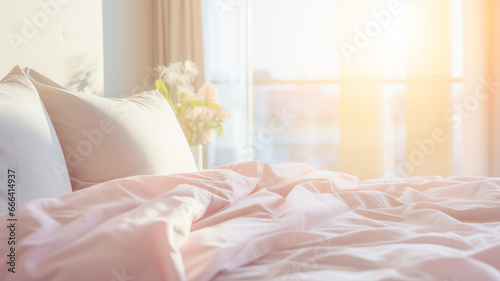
[155,60,231,146]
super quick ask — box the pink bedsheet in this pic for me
[1,161,500,281]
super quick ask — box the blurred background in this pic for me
[101,0,500,180]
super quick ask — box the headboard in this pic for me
[0,0,104,95]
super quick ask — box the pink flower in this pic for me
[155,61,231,145]
[197,83,219,104]
[216,106,232,123]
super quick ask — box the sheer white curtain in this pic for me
[201,0,251,167]
[200,0,499,178]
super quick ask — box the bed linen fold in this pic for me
[1,161,499,281]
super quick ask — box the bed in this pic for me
[1,1,500,281]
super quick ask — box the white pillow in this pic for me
[24,68,197,191]
[0,66,72,212]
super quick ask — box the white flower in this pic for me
[177,84,195,96]
[155,65,168,77]
[184,60,199,77]
[155,61,231,145]
[156,61,198,86]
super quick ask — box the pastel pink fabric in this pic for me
[1,161,500,281]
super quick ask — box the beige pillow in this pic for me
[25,68,197,191]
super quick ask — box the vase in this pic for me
[190,144,204,170]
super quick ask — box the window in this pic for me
[202,0,464,180]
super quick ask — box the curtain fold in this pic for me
[462,0,492,176]
[490,0,500,176]
[153,0,205,88]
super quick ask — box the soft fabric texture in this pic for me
[1,161,499,281]
[0,66,72,212]
[154,0,205,89]
[24,68,196,191]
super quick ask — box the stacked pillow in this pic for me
[0,66,197,210]
[24,68,197,191]
[0,66,72,212]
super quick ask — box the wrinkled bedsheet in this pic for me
[1,161,500,281]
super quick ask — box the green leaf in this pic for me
[183,99,219,109]
[155,78,178,115]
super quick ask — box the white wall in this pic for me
[102,0,155,98]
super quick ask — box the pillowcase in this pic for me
[24,68,197,191]
[0,66,72,212]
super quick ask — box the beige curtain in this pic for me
[153,0,205,88]
[490,0,500,176]
[462,0,500,176]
